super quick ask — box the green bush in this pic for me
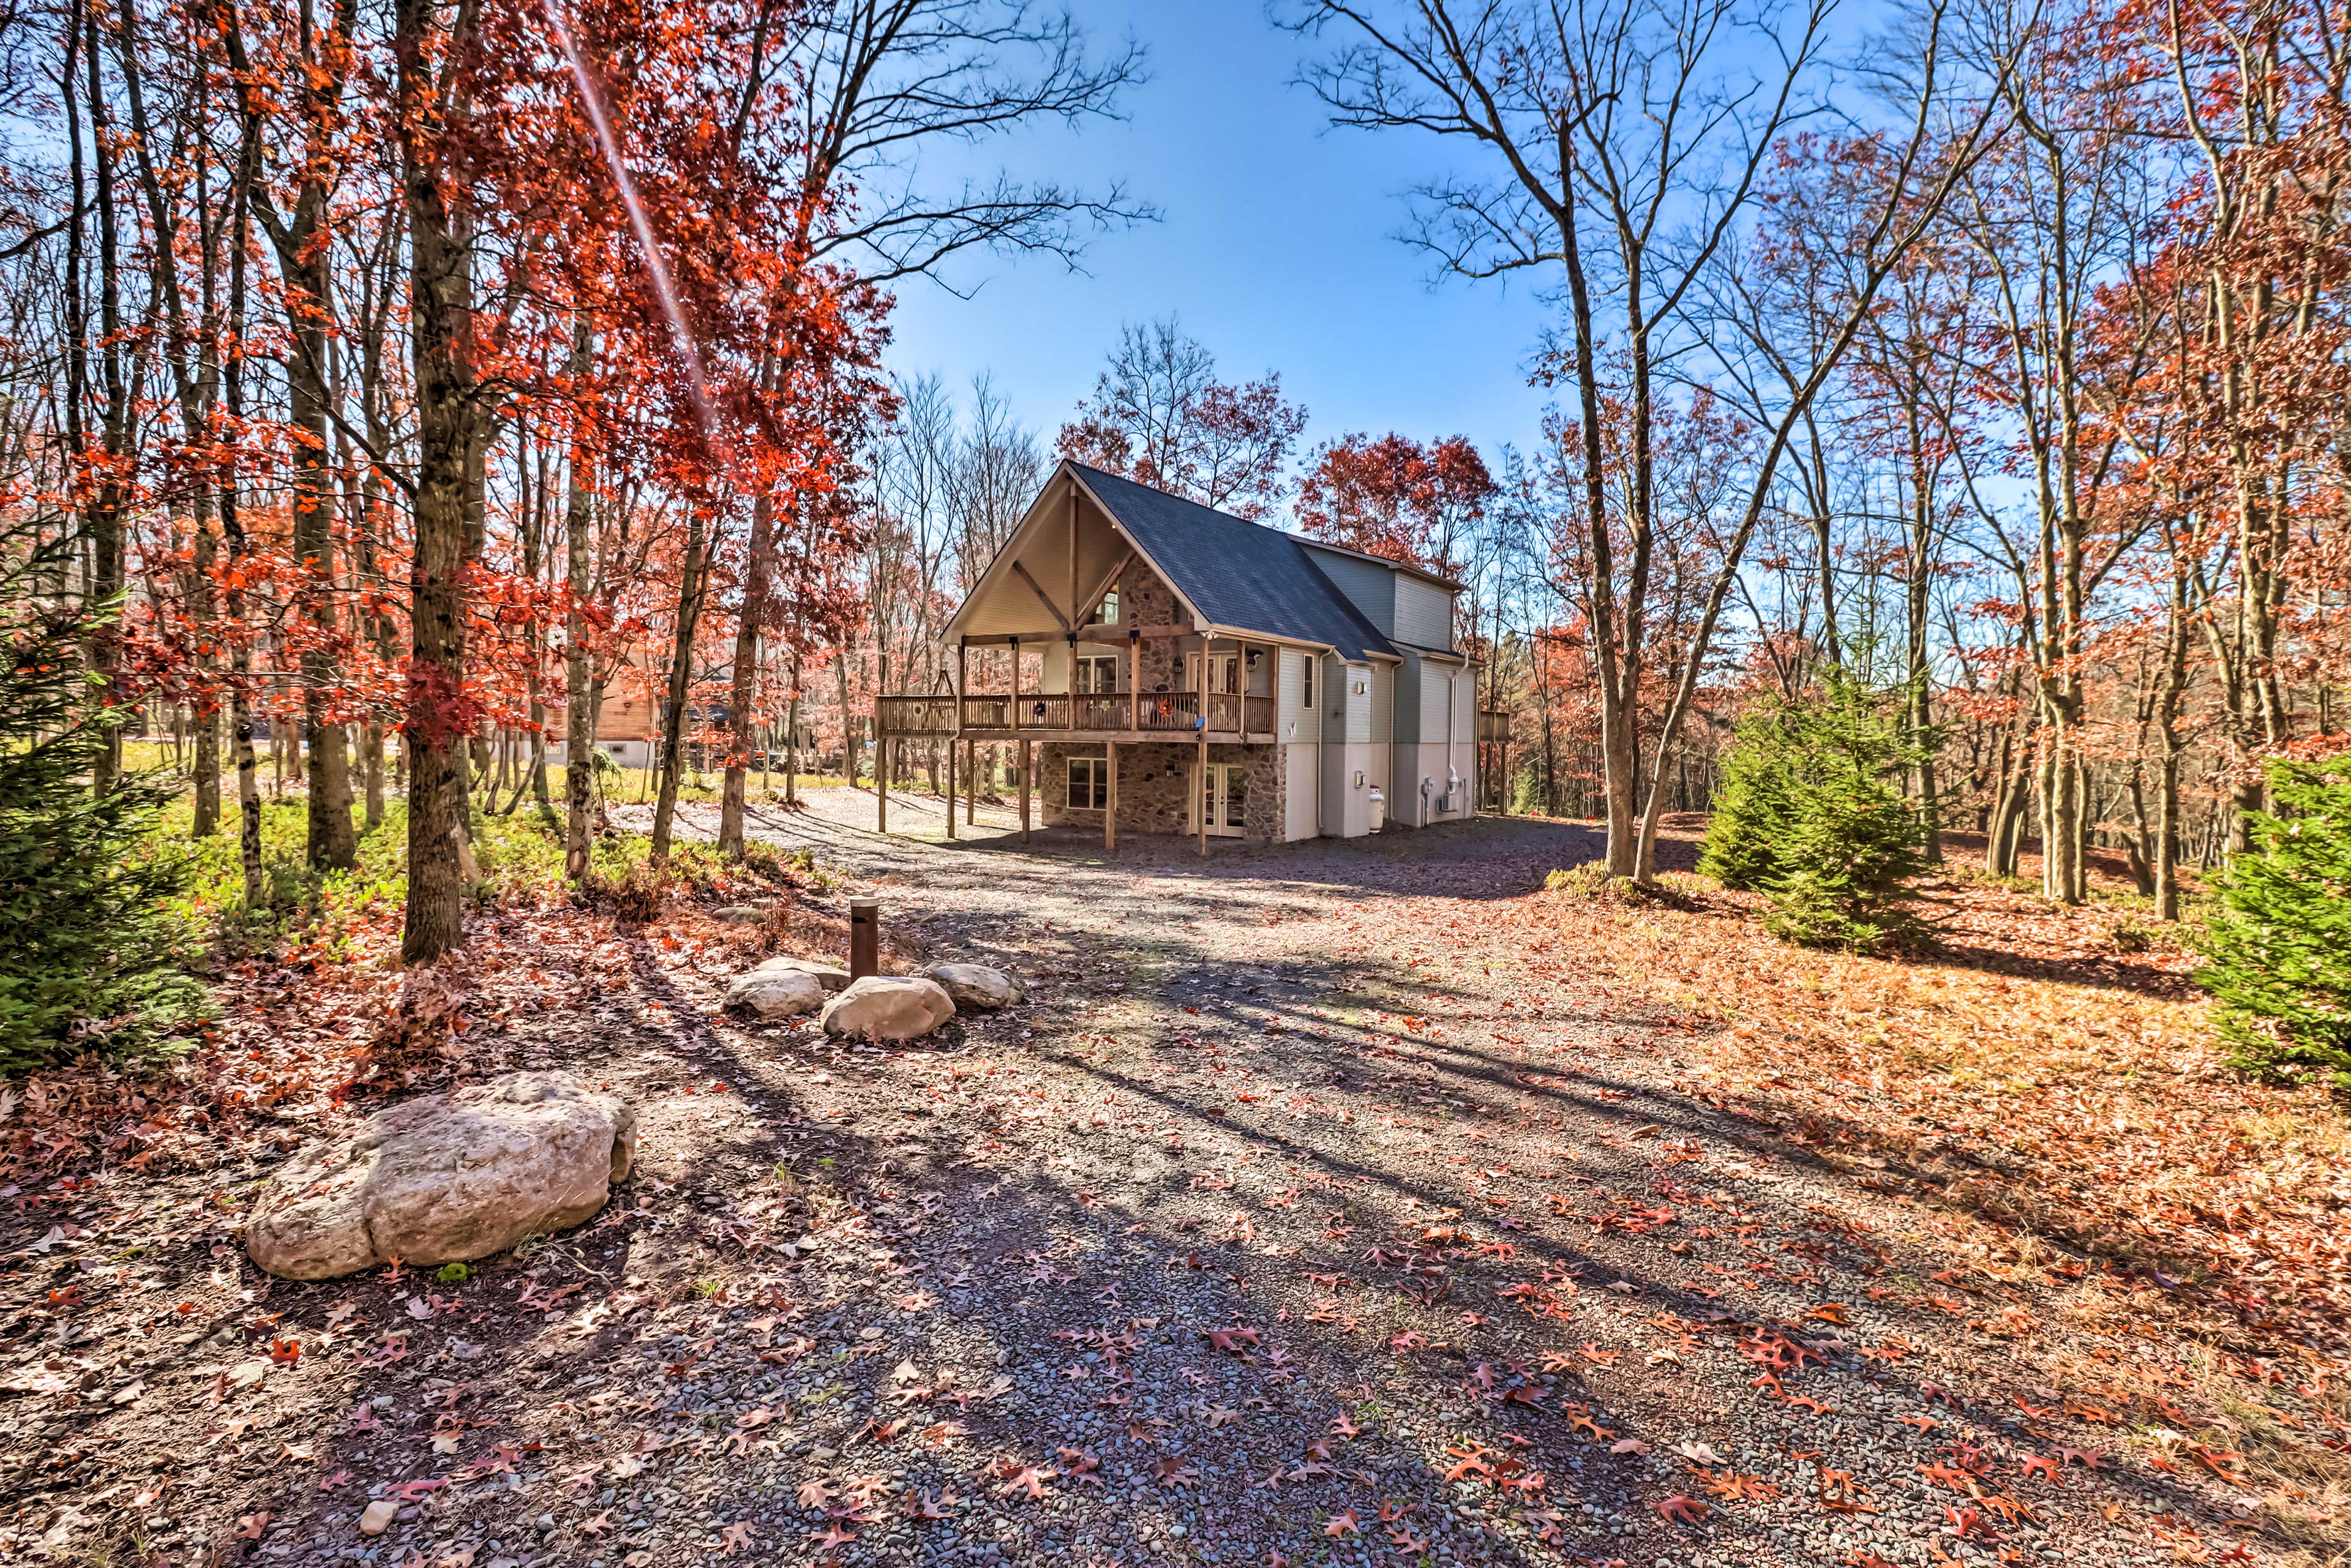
[1701,667,1932,954]
[0,530,209,1068]
[2197,759,2351,1091]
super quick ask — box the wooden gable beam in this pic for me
[1008,561,1072,632]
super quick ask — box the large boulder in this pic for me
[245,1071,636,1281]
[820,976,955,1042]
[920,962,1023,1011]
[753,955,850,992]
[726,967,826,1019]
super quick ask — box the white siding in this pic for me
[1319,732,1345,835]
[1370,664,1394,745]
[1284,743,1319,841]
[1417,660,1451,746]
[1395,576,1454,650]
[1279,648,1321,743]
[1342,664,1373,744]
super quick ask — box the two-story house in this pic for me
[876,461,1492,853]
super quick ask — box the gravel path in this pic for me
[40,790,2252,1568]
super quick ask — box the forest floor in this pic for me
[6,789,2347,1568]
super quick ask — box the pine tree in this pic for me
[2197,759,2351,1091]
[0,523,207,1068]
[1701,665,1932,954]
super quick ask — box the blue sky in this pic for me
[880,0,1561,463]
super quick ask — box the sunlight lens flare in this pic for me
[544,0,723,451]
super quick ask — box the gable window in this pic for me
[1089,588,1120,625]
[1301,656,1315,713]
[1067,756,1109,810]
[1073,655,1118,694]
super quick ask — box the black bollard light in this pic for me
[849,896,880,980]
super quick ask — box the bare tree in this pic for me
[1286,0,1839,876]
[1057,317,1309,518]
[1289,0,2008,880]
[713,0,1150,857]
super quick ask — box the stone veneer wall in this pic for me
[1076,568,1188,694]
[1038,741,1287,842]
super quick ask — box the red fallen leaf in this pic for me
[1154,1457,1201,1488]
[233,1514,271,1540]
[1658,1495,1710,1525]
[1386,1522,1431,1553]
[269,1337,302,1364]
[1204,1326,1262,1353]
[991,1463,1054,1500]
[1941,1506,2003,1541]
[1323,1509,1360,1537]
[2017,1454,2060,1481]
[2059,1447,2109,1469]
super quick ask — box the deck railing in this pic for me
[879,688,1277,737]
[1071,692,1128,730]
[874,695,957,736]
[961,694,1012,730]
[1136,691,1201,731]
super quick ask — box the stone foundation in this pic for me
[1037,741,1286,842]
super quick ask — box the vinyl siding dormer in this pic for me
[1394,576,1454,651]
[1300,544,1397,636]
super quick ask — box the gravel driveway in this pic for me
[94,789,2242,1568]
[539,789,2225,1568]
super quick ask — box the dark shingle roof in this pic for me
[1067,463,1398,662]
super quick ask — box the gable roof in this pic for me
[1065,463,1400,662]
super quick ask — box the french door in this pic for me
[1197,762,1248,837]
[1185,651,1241,695]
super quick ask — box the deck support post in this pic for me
[945,737,956,839]
[966,740,977,823]
[1019,738,1031,842]
[1106,741,1117,853]
[877,729,888,834]
[1196,735,1208,858]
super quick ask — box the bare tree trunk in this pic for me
[563,317,596,880]
[719,484,777,857]
[785,646,801,805]
[650,511,709,866]
[396,0,478,963]
[838,645,857,790]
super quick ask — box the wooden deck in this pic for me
[876,692,1277,744]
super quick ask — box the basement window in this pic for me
[1067,756,1109,811]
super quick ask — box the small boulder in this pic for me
[713,902,773,925]
[820,976,955,1041]
[245,1071,636,1281]
[920,962,1023,1011]
[753,954,850,992]
[725,967,826,1019]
